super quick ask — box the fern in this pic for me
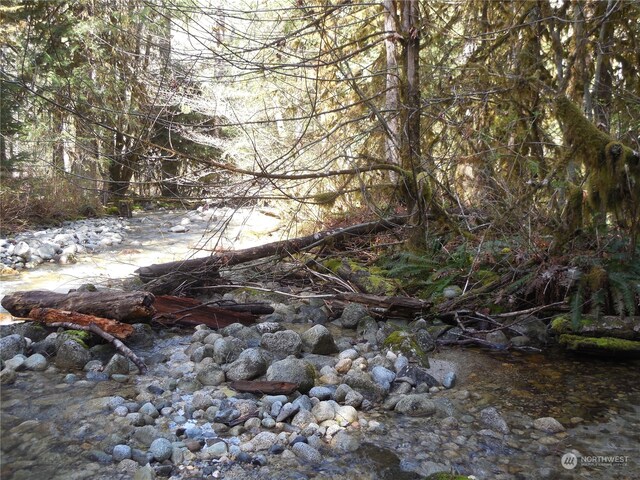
[570,286,583,330]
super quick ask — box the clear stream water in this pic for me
[1,210,638,479]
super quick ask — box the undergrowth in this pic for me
[0,176,102,235]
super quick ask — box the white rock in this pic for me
[13,241,31,259]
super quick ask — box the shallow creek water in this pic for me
[1,210,639,479]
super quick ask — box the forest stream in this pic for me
[1,210,638,480]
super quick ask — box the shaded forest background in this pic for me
[1,0,639,317]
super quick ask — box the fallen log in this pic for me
[153,295,257,329]
[335,292,433,318]
[136,215,407,293]
[28,308,134,340]
[48,321,148,373]
[229,380,299,395]
[1,290,155,322]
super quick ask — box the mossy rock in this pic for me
[424,473,471,480]
[104,206,120,216]
[61,330,93,349]
[559,334,640,358]
[324,258,397,296]
[383,330,430,368]
[551,315,640,340]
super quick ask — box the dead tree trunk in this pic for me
[137,215,407,294]
[28,308,135,340]
[1,290,155,322]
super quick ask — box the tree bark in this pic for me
[137,215,408,293]
[28,308,135,340]
[1,290,155,322]
[153,295,257,329]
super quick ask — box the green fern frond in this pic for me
[570,287,583,330]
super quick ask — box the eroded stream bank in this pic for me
[1,210,639,480]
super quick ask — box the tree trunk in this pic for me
[383,0,401,170]
[28,308,134,340]
[1,290,155,322]
[136,215,408,293]
[153,295,257,328]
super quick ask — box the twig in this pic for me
[492,301,565,318]
[49,321,148,374]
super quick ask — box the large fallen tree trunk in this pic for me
[153,295,257,328]
[136,215,407,294]
[28,308,135,340]
[1,290,155,322]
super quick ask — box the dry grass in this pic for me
[0,176,102,235]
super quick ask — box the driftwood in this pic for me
[1,290,155,322]
[229,380,299,395]
[153,295,257,329]
[28,308,134,340]
[136,215,407,293]
[48,321,148,373]
[335,293,433,317]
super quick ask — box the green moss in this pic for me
[425,473,471,480]
[383,330,430,368]
[552,315,639,339]
[63,330,91,349]
[104,206,120,216]
[559,334,640,357]
[324,258,398,296]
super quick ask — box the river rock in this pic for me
[0,334,26,361]
[36,243,59,260]
[13,241,31,259]
[292,394,313,412]
[331,430,360,452]
[312,400,339,422]
[196,364,226,386]
[309,386,333,400]
[486,330,509,346]
[357,317,379,345]
[251,431,278,451]
[24,353,48,371]
[291,442,322,464]
[266,357,315,393]
[276,402,299,422]
[394,394,436,416]
[225,348,268,381]
[4,355,26,371]
[149,438,173,461]
[0,368,17,384]
[55,339,91,370]
[533,417,565,433]
[291,409,317,429]
[371,366,396,392]
[480,406,510,434]
[104,354,131,376]
[340,303,369,329]
[335,405,358,425]
[191,392,215,411]
[260,330,302,358]
[442,372,456,389]
[301,325,338,355]
[213,337,245,364]
[396,364,439,388]
[113,444,132,461]
[343,370,385,400]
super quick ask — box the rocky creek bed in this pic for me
[1,211,639,480]
[1,297,639,480]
